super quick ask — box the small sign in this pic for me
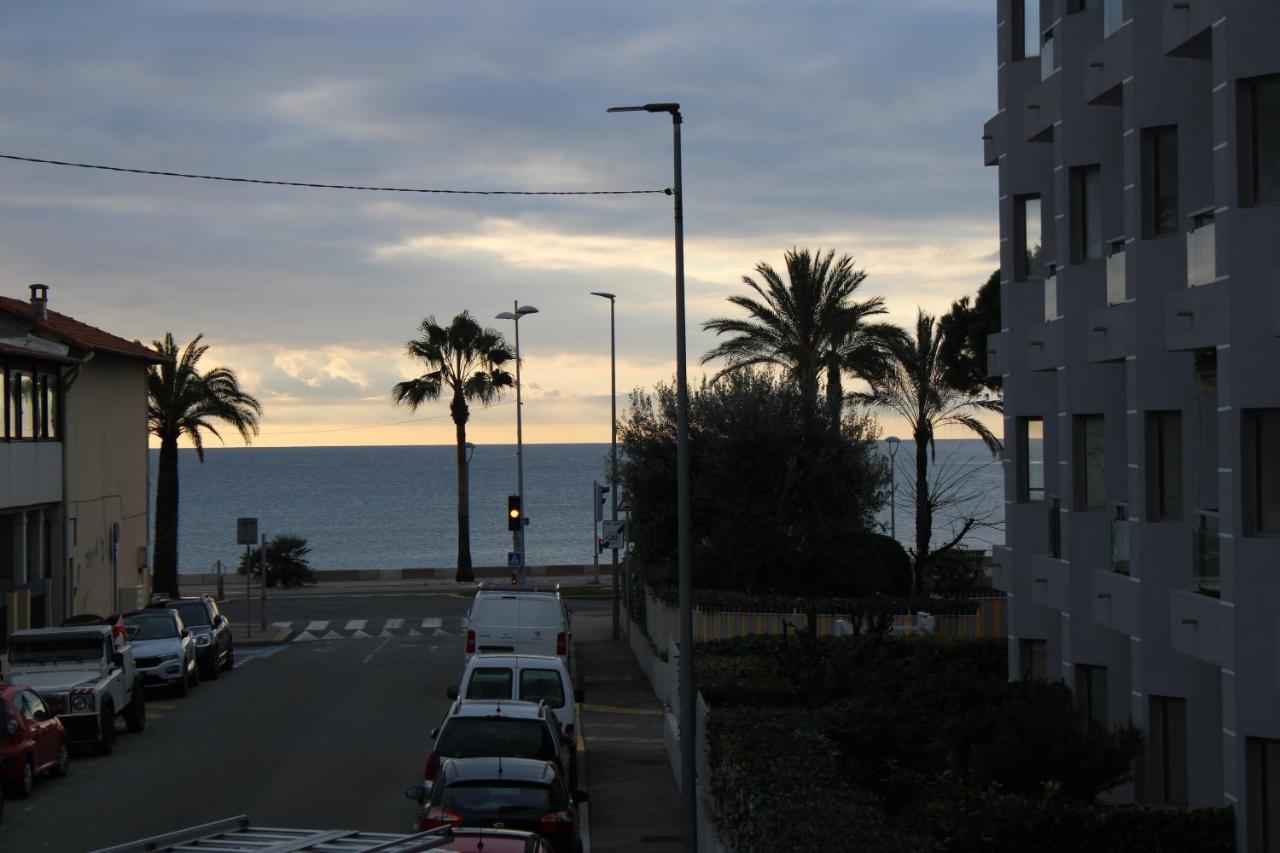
[507,551,523,568]
[602,519,627,550]
[236,517,258,545]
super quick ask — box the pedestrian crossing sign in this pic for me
[508,551,523,568]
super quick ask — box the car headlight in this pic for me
[196,635,212,647]
[70,694,95,712]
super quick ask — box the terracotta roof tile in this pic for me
[0,296,169,363]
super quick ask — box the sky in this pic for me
[0,1,999,447]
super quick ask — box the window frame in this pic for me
[1240,73,1280,207]
[1012,0,1041,62]
[1017,416,1046,503]
[1075,414,1107,511]
[1146,410,1184,521]
[1142,126,1179,237]
[1243,408,1280,537]
[1070,165,1104,263]
[1015,194,1044,281]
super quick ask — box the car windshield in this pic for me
[519,669,565,709]
[168,601,210,627]
[437,718,557,762]
[466,668,514,701]
[126,615,178,640]
[9,637,105,664]
[440,781,551,815]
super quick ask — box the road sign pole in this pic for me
[259,533,267,632]
[244,544,252,639]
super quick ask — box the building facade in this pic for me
[985,2,1280,849]
[0,285,165,636]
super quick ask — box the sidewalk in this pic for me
[575,608,683,852]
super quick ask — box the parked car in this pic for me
[406,757,586,853]
[124,609,199,697]
[422,699,569,794]
[0,684,68,798]
[5,625,146,754]
[449,655,583,785]
[465,585,571,669]
[151,595,234,678]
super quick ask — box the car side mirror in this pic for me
[404,785,426,803]
[112,652,125,669]
[182,629,191,639]
[569,789,589,805]
[574,689,585,703]
[446,687,458,700]
[430,728,439,740]
[33,708,48,722]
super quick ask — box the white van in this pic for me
[464,588,571,669]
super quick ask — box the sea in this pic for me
[151,440,1005,574]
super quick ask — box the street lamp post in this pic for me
[496,303,539,582]
[886,436,901,542]
[465,441,476,551]
[607,101,694,852]
[591,291,620,641]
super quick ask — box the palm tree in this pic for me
[149,333,262,598]
[393,312,515,582]
[853,310,1003,594]
[702,248,899,427]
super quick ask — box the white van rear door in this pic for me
[514,598,561,656]
[472,597,518,653]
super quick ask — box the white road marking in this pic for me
[305,620,328,632]
[272,621,292,629]
[351,630,373,639]
[362,636,392,664]
[433,628,454,638]
[321,630,345,640]
[344,619,367,631]
[294,631,319,643]
[384,618,404,630]
[421,617,442,629]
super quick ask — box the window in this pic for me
[1148,696,1188,806]
[1111,504,1130,574]
[17,371,35,439]
[1012,0,1040,61]
[1071,166,1103,262]
[1242,74,1280,206]
[1147,411,1183,521]
[1076,665,1108,728]
[1016,195,1044,280]
[1247,737,1280,853]
[1019,639,1047,680]
[40,374,58,439]
[1076,415,1106,510]
[1049,495,1063,559]
[1068,0,1098,11]
[1194,350,1219,511]
[1244,409,1280,536]
[1018,417,1045,502]
[1142,127,1178,237]
[466,668,515,701]
[519,669,566,709]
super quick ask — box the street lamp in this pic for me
[496,302,539,580]
[591,291,620,641]
[464,442,476,555]
[607,101,694,852]
[886,436,901,542]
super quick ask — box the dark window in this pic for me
[1194,350,1219,512]
[1012,0,1040,61]
[519,669,566,709]
[1247,737,1280,853]
[436,718,558,764]
[1149,696,1188,806]
[1147,411,1183,521]
[125,614,181,640]
[1071,166,1104,262]
[1076,665,1108,727]
[1076,415,1107,510]
[1243,75,1280,206]
[440,781,553,815]
[1068,0,1099,10]
[1019,639,1047,680]
[1049,495,1063,559]
[1018,417,1045,502]
[1016,195,1044,280]
[170,601,211,627]
[1142,126,1179,236]
[1244,409,1280,536]
[466,668,515,701]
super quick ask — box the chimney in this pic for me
[29,283,48,319]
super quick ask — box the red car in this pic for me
[0,684,69,797]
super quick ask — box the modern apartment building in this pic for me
[984,2,1280,849]
[0,285,166,636]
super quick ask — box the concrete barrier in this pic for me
[176,564,615,585]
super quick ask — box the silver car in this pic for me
[123,610,199,697]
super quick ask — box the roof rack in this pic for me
[91,815,461,852]
[476,580,561,594]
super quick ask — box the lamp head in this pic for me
[886,436,901,457]
[590,291,616,300]
[608,103,680,114]
[495,311,516,320]
[516,305,539,317]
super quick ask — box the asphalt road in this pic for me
[0,590,494,851]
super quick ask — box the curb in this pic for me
[236,627,292,647]
[572,632,591,853]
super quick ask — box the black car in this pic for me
[150,596,233,678]
[407,757,586,853]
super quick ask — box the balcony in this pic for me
[1169,589,1231,667]
[1164,276,1225,351]
[983,115,1002,167]
[1111,513,1131,575]
[1026,319,1065,372]
[1192,511,1220,596]
[1087,301,1135,363]
[1162,0,1220,59]
[1041,31,1056,82]
[1031,554,1070,613]
[1023,73,1061,143]
[1186,212,1217,288]
[991,545,1014,593]
[1092,569,1140,636]
[1084,15,1131,106]
[1044,269,1060,321]
[1104,0,1126,38]
[985,330,1008,379]
[1106,240,1127,304]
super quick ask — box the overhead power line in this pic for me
[0,153,672,197]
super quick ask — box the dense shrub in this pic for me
[647,581,983,617]
[238,534,316,587]
[696,654,800,708]
[1096,805,1235,853]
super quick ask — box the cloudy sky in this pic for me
[0,0,998,447]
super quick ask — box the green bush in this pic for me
[238,534,316,588]
[707,706,922,853]
[646,581,983,617]
[1096,805,1235,853]
[696,654,801,707]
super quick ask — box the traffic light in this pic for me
[594,482,609,522]
[507,494,523,531]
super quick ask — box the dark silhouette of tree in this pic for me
[939,269,1002,394]
[149,333,261,598]
[392,311,514,582]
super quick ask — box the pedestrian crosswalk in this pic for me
[279,617,460,643]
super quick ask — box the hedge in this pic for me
[647,583,985,616]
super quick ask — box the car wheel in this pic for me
[96,701,116,755]
[124,685,146,733]
[189,658,200,688]
[9,757,34,798]
[51,741,69,777]
[204,652,220,680]
[222,645,235,672]
[173,667,189,698]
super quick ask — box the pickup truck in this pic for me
[5,625,146,754]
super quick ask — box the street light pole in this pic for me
[886,436,901,542]
[497,303,539,582]
[608,101,694,852]
[591,291,619,641]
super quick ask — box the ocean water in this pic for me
[151,440,1005,574]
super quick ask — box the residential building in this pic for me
[0,285,165,637]
[985,2,1280,849]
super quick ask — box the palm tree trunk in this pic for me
[825,361,843,432]
[913,435,931,596]
[452,393,474,583]
[153,433,181,598]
